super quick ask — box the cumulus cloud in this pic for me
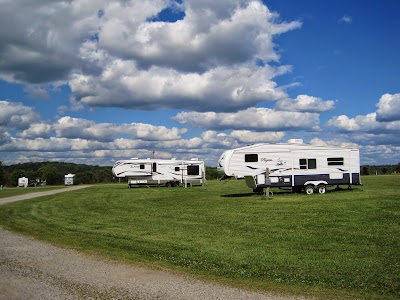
[173,108,320,131]
[376,93,400,122]
[0,100,40,129]
[54,116,185,142]
[70,61,290,112]
[18,123,53,139]
[1,0,301,111]
[327,93,400,135]
[327,113,400,133]
[0,0,102,83]
[309,138,358,148]
[98,0,301,71]
[275,95,335,112]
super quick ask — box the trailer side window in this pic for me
[300,158,316,170]
[175,167,180,171]
[245,154,258,162]
[152,163,157,172]
[187,165,200,175]
[140,164,145,169]
[327,157,344,166]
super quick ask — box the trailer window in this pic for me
[140,164,145,169]
[187,165,200,175]
[245,154,258,162]
[300,158,316,170]
[152,163,157,172]
[327,157,344,166]
[175,167,180,171]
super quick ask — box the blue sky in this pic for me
[0,0,399,167]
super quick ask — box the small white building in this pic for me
[64,174,75,185]
[18,177,29,187]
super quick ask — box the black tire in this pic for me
[305,185,315,195]
[317,185,326,194]
[166,182,172,187]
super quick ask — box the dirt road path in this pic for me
[0,187,311,300]
[0,185,91,206]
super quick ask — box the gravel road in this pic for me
[0,187,312,300]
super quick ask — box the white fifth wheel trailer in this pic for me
[112,158,206,187]
[218,139,361,194]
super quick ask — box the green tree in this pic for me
[10,169,25,186]
[206,166,224,180]
[78,171,95,184]
[39,165,62,185]
[0,161,5,186]
[361,166,369,176]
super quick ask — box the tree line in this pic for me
[0,161,224,186]
[361,164,400,175]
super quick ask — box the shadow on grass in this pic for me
[220,193,257,198]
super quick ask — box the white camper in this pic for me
[112,158,206,187]
[65,174,75,185]
[218,140,361,194]
[18,177,29,187]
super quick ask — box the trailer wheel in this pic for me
[305,185,315,195]
[317,185,326,194]
[166,182,172,187]
[173,182,179,187]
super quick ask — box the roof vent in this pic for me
[288,139,303,144]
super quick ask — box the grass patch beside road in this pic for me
[0,176,399,299]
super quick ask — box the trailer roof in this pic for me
[232,142,359,152]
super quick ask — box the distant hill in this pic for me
[2,162,113,186]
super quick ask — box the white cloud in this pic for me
[361,144,400,165]
[0,100,40,130]
[275,95,335,112]
[1,0,302,111]
[70,58,291,112]
[328,113,400,133]
[230,130,285,143]
[54,116,185,142]
[376,93,400,122]
[309,138,358,148]
[173,108,320,131]
[338,15,352,24]
[98,0,301,72]
[18,123,53,139]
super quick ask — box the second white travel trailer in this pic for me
[218,139,361,194]
[112,158,206,187]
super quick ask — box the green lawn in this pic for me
[0,176,399,299]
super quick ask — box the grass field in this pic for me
[0,176,399,299]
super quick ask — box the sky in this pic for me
[0,0,399,167]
